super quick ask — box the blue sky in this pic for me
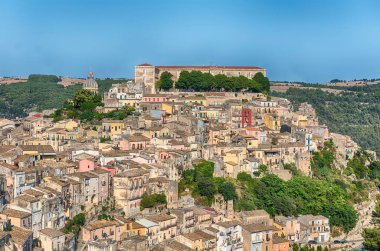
[1,0,380,82]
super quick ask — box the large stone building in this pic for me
[103,81,143,112]
[83,71,98,94]
[135,64,266,94]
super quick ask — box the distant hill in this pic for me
[272,84,380,152]
[0,74,131,119]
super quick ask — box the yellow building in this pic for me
[102,120,125,139]
[46,127,82,151]
[263,114,281,131]
[184,96,207,106]
[244,135,259,149]
[223,149,247,178]
[23,138,47,146]
[65,120,80,131]
[125,220,147,237]
[205,109,219,120]
[17,145,56,160]
[293,114,308,128]
[162,102,174,115]
[119,99,140,108]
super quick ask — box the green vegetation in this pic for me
[236,173,357,232]
[0,74,81,118]
[156,71,174,90]
[363,228,380,251]
[51,89,136,123]
[0,74,131,119]
[179,159,357,232]
[175,71,270,93]
[308,141,376,204]
[98,214,114,220]
[140,193,167,210]
[363,195,380,250]
[272,88,380,151]
[97,204,115,220]
[96,78,131,94]
[311,140,336,180]
[5,221,12,231]
[292,244,327,251]
[372,195,380,227]
[63,213,85,235]
[283,163,302,176]
[178,144,380,233]
[179,160,238,206]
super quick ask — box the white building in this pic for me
[211,220,243,251]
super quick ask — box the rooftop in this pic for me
[241,223,277,233]
[39,228,65,238]
[83,220,120,231]
[145,214,176,223]
[1,208,31,219]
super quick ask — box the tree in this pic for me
[194,161,215,180]
[140,193,167,210]
[218,181,238,201]
[63,213,85,235]
[283,163,301,176]
[372,195,380,226]
[253,72,270,93]
[292,244,299,251]
[258,164,268,174]
[237,172,253,183]
[363,228,380,251]
[175,70,269,92]
[347,151,369,179]
[157,71,174,90]
[197,177,216,199]
[369,161,380,180]
[72,89,102,110]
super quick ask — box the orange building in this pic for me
[273,236,290,251]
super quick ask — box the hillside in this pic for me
[0,74,130,119]
[272,84,380,151]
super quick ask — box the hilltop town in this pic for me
[0,64,377,251]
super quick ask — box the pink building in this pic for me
[100,166,117,176]
[119,134,150,151]
[82,220,123,242]
[78,158,96,172]
[142,94,169,103]
[242,127,261,144]
[76,153,97,172]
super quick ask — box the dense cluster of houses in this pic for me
[0,79,359,251]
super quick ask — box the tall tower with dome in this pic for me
[83,71,98,94]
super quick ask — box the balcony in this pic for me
[129,196,142,201]
[252,238,263,244]
[231,242,243,249]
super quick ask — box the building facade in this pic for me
[135,64,266,94]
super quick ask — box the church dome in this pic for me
[83,71,98,93]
